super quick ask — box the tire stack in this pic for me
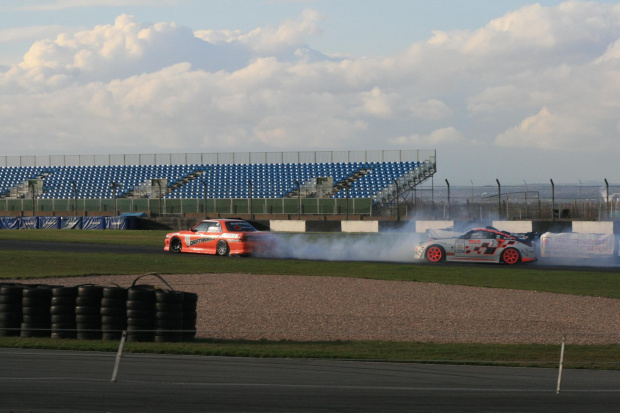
[0,283,24,337]
[75,286,103,340]
[21,285,53,338]
[154,290,185,343]
[101,287,128,341]
[50,286,77,339]
[126,286,156,342]
[182,292,198,342]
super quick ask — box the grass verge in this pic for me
[0,336,617,369]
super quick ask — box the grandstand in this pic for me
[0,151,436,216]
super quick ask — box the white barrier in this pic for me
[492,221,533,233]
[572,221,614,234]
[341,221,379,233]
[270,220,306,232]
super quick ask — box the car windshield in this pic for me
[225,221,257,232]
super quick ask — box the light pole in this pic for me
[71,180,78,217]
[496,179,501,220]
[202,179,207,219]
[296,180,301,220]
[445,179,450,219]
[110,181,122,216]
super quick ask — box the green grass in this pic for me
[1,248,619,298]
[0,336,617,369]
[1,229,619,368]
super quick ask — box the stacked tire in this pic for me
[182,292,198,342]
[126,286,156,342]
[76,286,103,340]
[21,285,53,338]
[51,286,77,339]
[155,290,185,343]
[101,287,128,341]
[0,283,23,337]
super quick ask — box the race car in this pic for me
[413,226,537,265]
[164,219,272,256]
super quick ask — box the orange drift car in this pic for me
[164,219,271,256]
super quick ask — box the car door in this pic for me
[187,221,221,253]
[456,230,498,261]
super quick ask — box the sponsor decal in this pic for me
[188,236,217,246]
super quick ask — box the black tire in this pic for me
[155,290,184,304]
[52,314,75,324]
[156,311,183,321]
[425,245,446,263]
[126,300,154,310]
[77,286,103,298]
[102,315,126,325]
[50,305,75,315]
[156,302,183,312]
[76,314,100,324]
[76,296,101,306]
[100,307,126,317]
[102,287,128,300]
[75,306,100,316]
[0,303,21,312]
[52,286,77,297]
[0,295,22,305]
[169,237,183,253]
[0,312,21,323]
[101,298,126,308]
[127,309,154,319]
[216,240,230,256]
[51,296,76,306]
[127,287,155,301]
[22,306,50,316]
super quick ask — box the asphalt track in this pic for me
[2,238,619,271]
[1,348,619,412]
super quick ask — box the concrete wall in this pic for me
[341,221,379,233]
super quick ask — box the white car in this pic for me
[414,226,537,265]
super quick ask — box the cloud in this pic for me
[2,1,620,184]
[15,0,178,12]
[389,127,463,146]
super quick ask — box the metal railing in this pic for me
[0,149,436,167]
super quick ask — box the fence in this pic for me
[390,181,620,221]
[0,149,436,167]
[0,196,373,216]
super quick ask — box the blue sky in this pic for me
[1,0,620,184]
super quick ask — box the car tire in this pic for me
[501,248,521,265]
[216,240,230,256]
[425,245,445,263]
[170,238,183,253]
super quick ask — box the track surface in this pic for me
[1,348,619,412]
[2,238,619,271]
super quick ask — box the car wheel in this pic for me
[170,238,182,253]
[501,248,521,265]
[216,240,230,256]
[425,245,445,263]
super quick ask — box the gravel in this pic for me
[12,273,620,345]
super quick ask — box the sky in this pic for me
[1,0,620,185]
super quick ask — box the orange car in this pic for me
[164,219,271,256]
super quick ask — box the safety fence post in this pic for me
[556,335,566,394]
[111,330,128,383]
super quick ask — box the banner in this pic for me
[38,217,61,229]
[540,232,616,258]
[60,216,82,229]
[0,217,18,229]
[82,217,105,230]
[18,217,38,229]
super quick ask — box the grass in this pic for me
[0,336,617,369]
[1,229,619,368]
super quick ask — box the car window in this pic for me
[207,223,221,232]
[225,221,256,232]
[192,222,211,232]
